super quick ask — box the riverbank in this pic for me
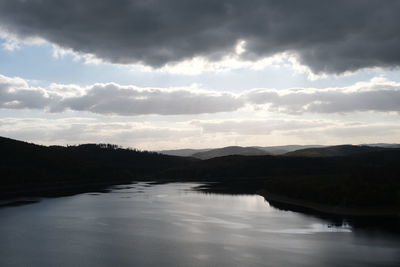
[0,178,143,200]
[258,190,400,217]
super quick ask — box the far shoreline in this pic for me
[2,178,399,218]
[257,190,400,217]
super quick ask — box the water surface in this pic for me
[0,182,399,266]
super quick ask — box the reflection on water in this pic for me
[0,182,399,267]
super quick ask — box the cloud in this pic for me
[2,74,400,116]
[194,119,400,145]
[2,116,400,149]
[0,117,199,148]
[0,0,399,74]
[244,78,400,114]
[0,74,51,109]
[54,83,242,115]
[0,74,242,115]
[193,119,328,135]
[323,124,400,138]
[282,123,400,145]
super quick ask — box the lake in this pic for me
[0,182,399,266]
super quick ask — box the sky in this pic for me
[0,0,400,150]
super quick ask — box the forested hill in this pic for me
[161,150,399,180]
[161,149,400,209]
[0,136,195,198]
[284,145,389,157]
[192,146,269,160]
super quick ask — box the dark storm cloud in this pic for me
[0,0,399,73]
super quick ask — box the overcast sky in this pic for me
[1,0,400,150]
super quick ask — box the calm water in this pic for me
[0,182,399,267]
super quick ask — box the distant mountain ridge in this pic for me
[256,145,325,155]
[157,148,210,157]
[284,145,390,157]
[362,143,400,149]
[159,145,325,158]
[191,146,269,160]
[159,144,399,159]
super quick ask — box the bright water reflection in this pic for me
[0,182,399,266]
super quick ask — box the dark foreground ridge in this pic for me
[0,136,196,198]
[1,136,400,218]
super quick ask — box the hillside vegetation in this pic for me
[284,145,387,157]
[162,149,400,209]
[192,146,269,160]
[0,136,195,197]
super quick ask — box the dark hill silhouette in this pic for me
[162,154,346,180]
[161,149,400,211]
[364,143,400,148]
[158,144,399,157]
[192,146,270,159]
[256,145,325,155]
[158,145,325,157]
[0,136,195,198]
[158,148,211,157]
[284,145,388,157]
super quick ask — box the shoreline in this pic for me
[2,179,399,218]
[0,179,140,200]
[257,190,400,217]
